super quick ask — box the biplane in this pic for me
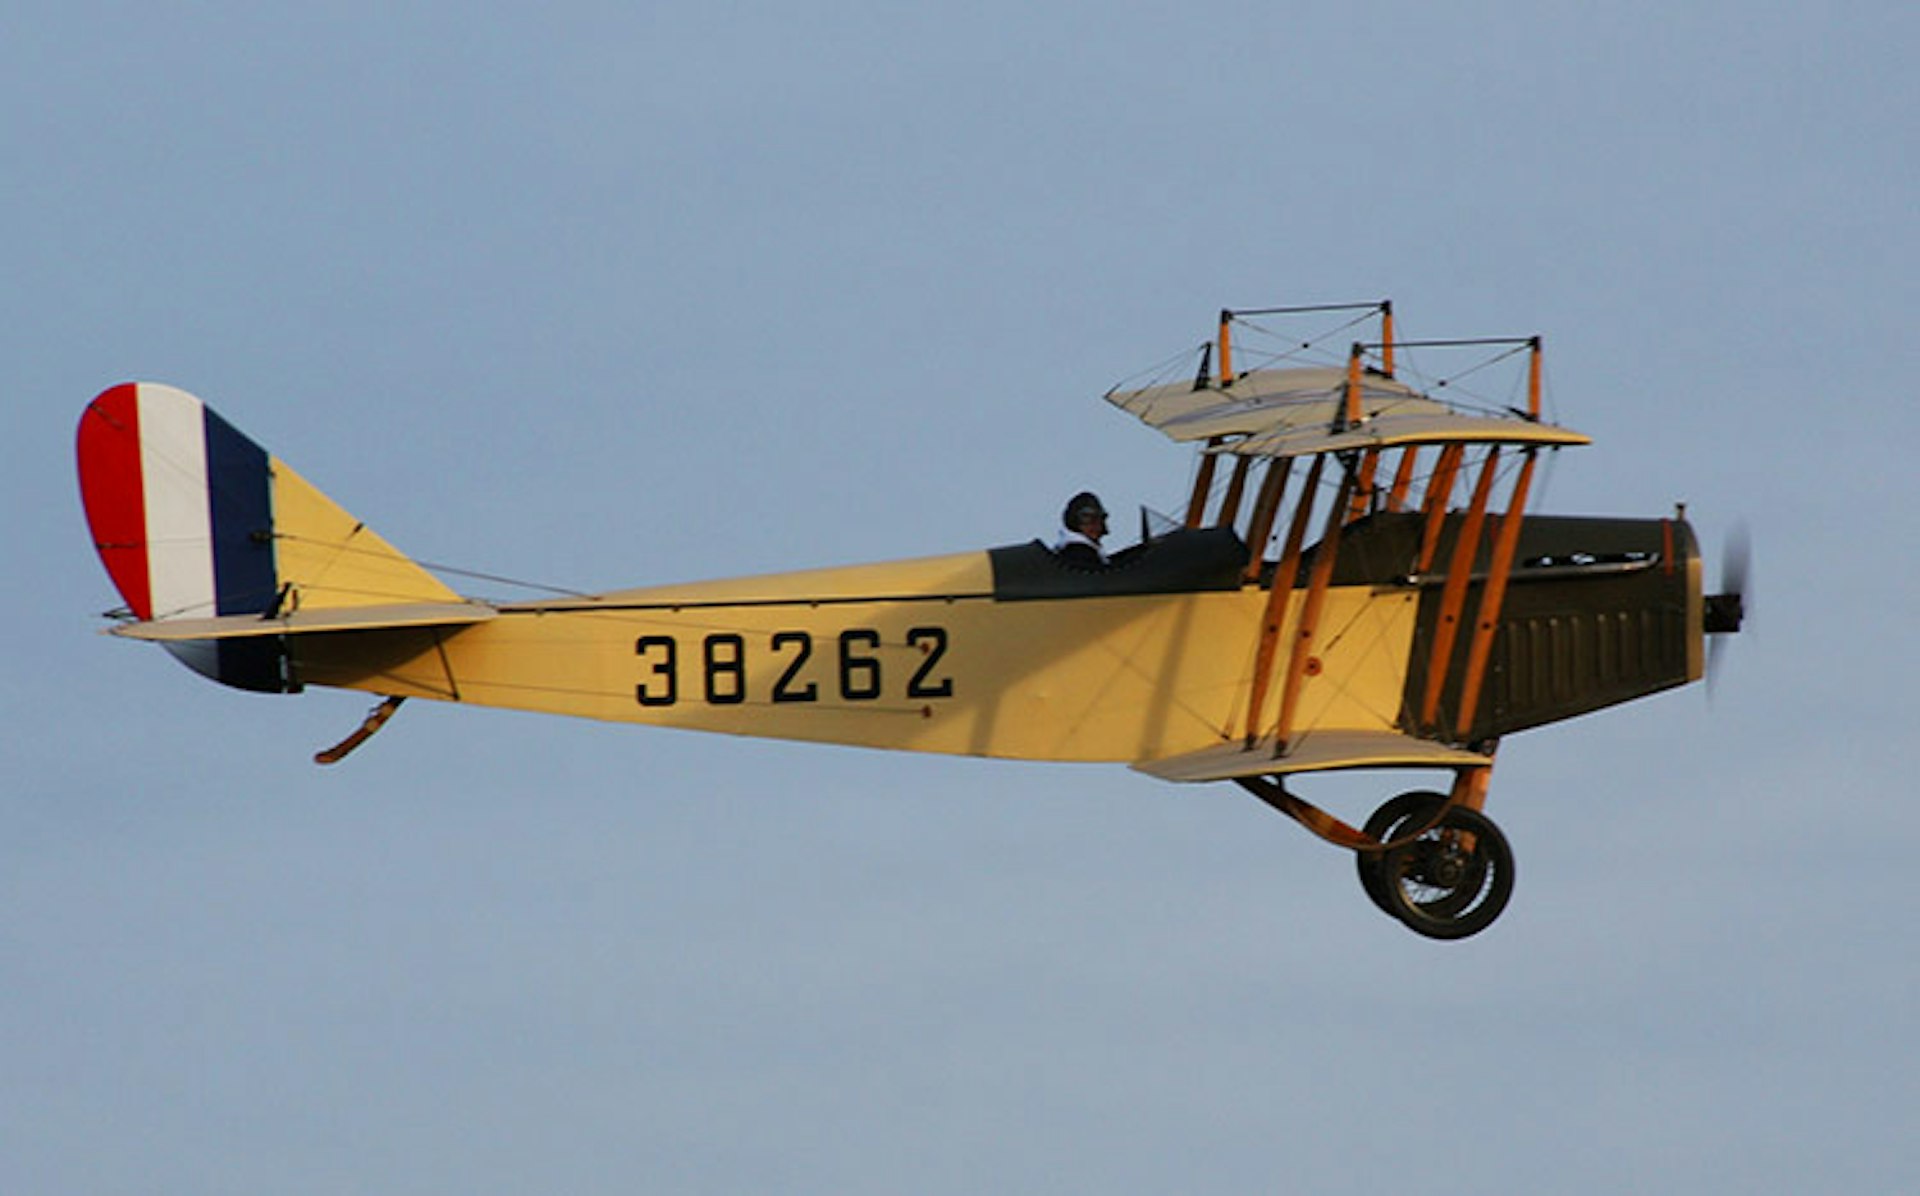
[77,301,1744,938]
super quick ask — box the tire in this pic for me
[1355,790,1449,914]
[1377,805,1515,940]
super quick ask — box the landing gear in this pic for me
[1357,792,1514,940]
[1237,773,1517,940]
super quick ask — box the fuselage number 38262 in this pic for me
[635,627,952,708]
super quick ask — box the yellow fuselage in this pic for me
[294,550,1421,765]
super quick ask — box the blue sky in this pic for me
[5,3,1916,1192]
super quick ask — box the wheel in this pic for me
[1377,805,1515,940]
[1355,790,1449,914]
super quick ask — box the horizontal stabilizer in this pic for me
[1135,729,1492,782]
[108,601,496,643]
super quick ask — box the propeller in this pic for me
[1721,521,1751,608]
[1705,520,1750,697]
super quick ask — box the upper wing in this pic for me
[1106,365,1589,457]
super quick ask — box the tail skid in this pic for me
[314,696,408,765]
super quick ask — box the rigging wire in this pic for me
[267,532,592,600]
[408,558,593,599]
[1226,308,1379,372]
[1104,341,1212,397]
[1389,339,1539,418]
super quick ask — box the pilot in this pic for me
[1053,491,1110,569]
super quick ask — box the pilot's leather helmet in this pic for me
[1063,491,1107,529]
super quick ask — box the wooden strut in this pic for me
[1526,336,1542,419]
[1419,447,1501,729]
[1242,454,1324,745]
[1218,309,1235,387]
[1385,446,1419,512]
[1235,762,1491,854]
[1186,312,1239,528]
[1453,449,1538,737]
[1448,756,1496,812]
[1241,458,1292,583]
[1347,448,1380,523]
[1236,775,1377,850]
[315,695,407,765]
[1185,441,1223,528]
[1214,455,1252,529]
[1380,301,1395,377]
[1272,464,1358,755]
[1343,345,1364,427]
[1416,443,1466,574]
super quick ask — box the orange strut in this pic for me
[1454,450,1538,737]
[1419,448,1500,729]
[1347,448,1379,522]
[1416,443,1466,574]
[1242,459,1292,583]
[1386,446,1419,512]
[1185,439,1222,528]
[1218,311,1235,387]
[1243,454,1324,745]
[1274,466,1357,754]
[1215,455,1252,529]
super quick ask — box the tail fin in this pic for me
[77,382,464,691]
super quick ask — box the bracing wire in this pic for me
[1227,308,1380,372]
[269,532,591,599]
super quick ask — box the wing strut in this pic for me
[1272,462,1358,754]
[1242,454,1325,745]
[1452,448,1539,735]
[1419,448,1501,728]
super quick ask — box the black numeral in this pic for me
[703,634,746,705]
[771,631,817,702]
[636,635,678,707]
[906,627,954,698]
[838,629,882,700]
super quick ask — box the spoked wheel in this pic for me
[1377,805,1515,940]
[1355,790,1449,914]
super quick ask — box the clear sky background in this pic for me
[5,3,1915,1192]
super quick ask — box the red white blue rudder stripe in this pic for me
[78,383,291,692]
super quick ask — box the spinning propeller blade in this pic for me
[1705,520,1750,697]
